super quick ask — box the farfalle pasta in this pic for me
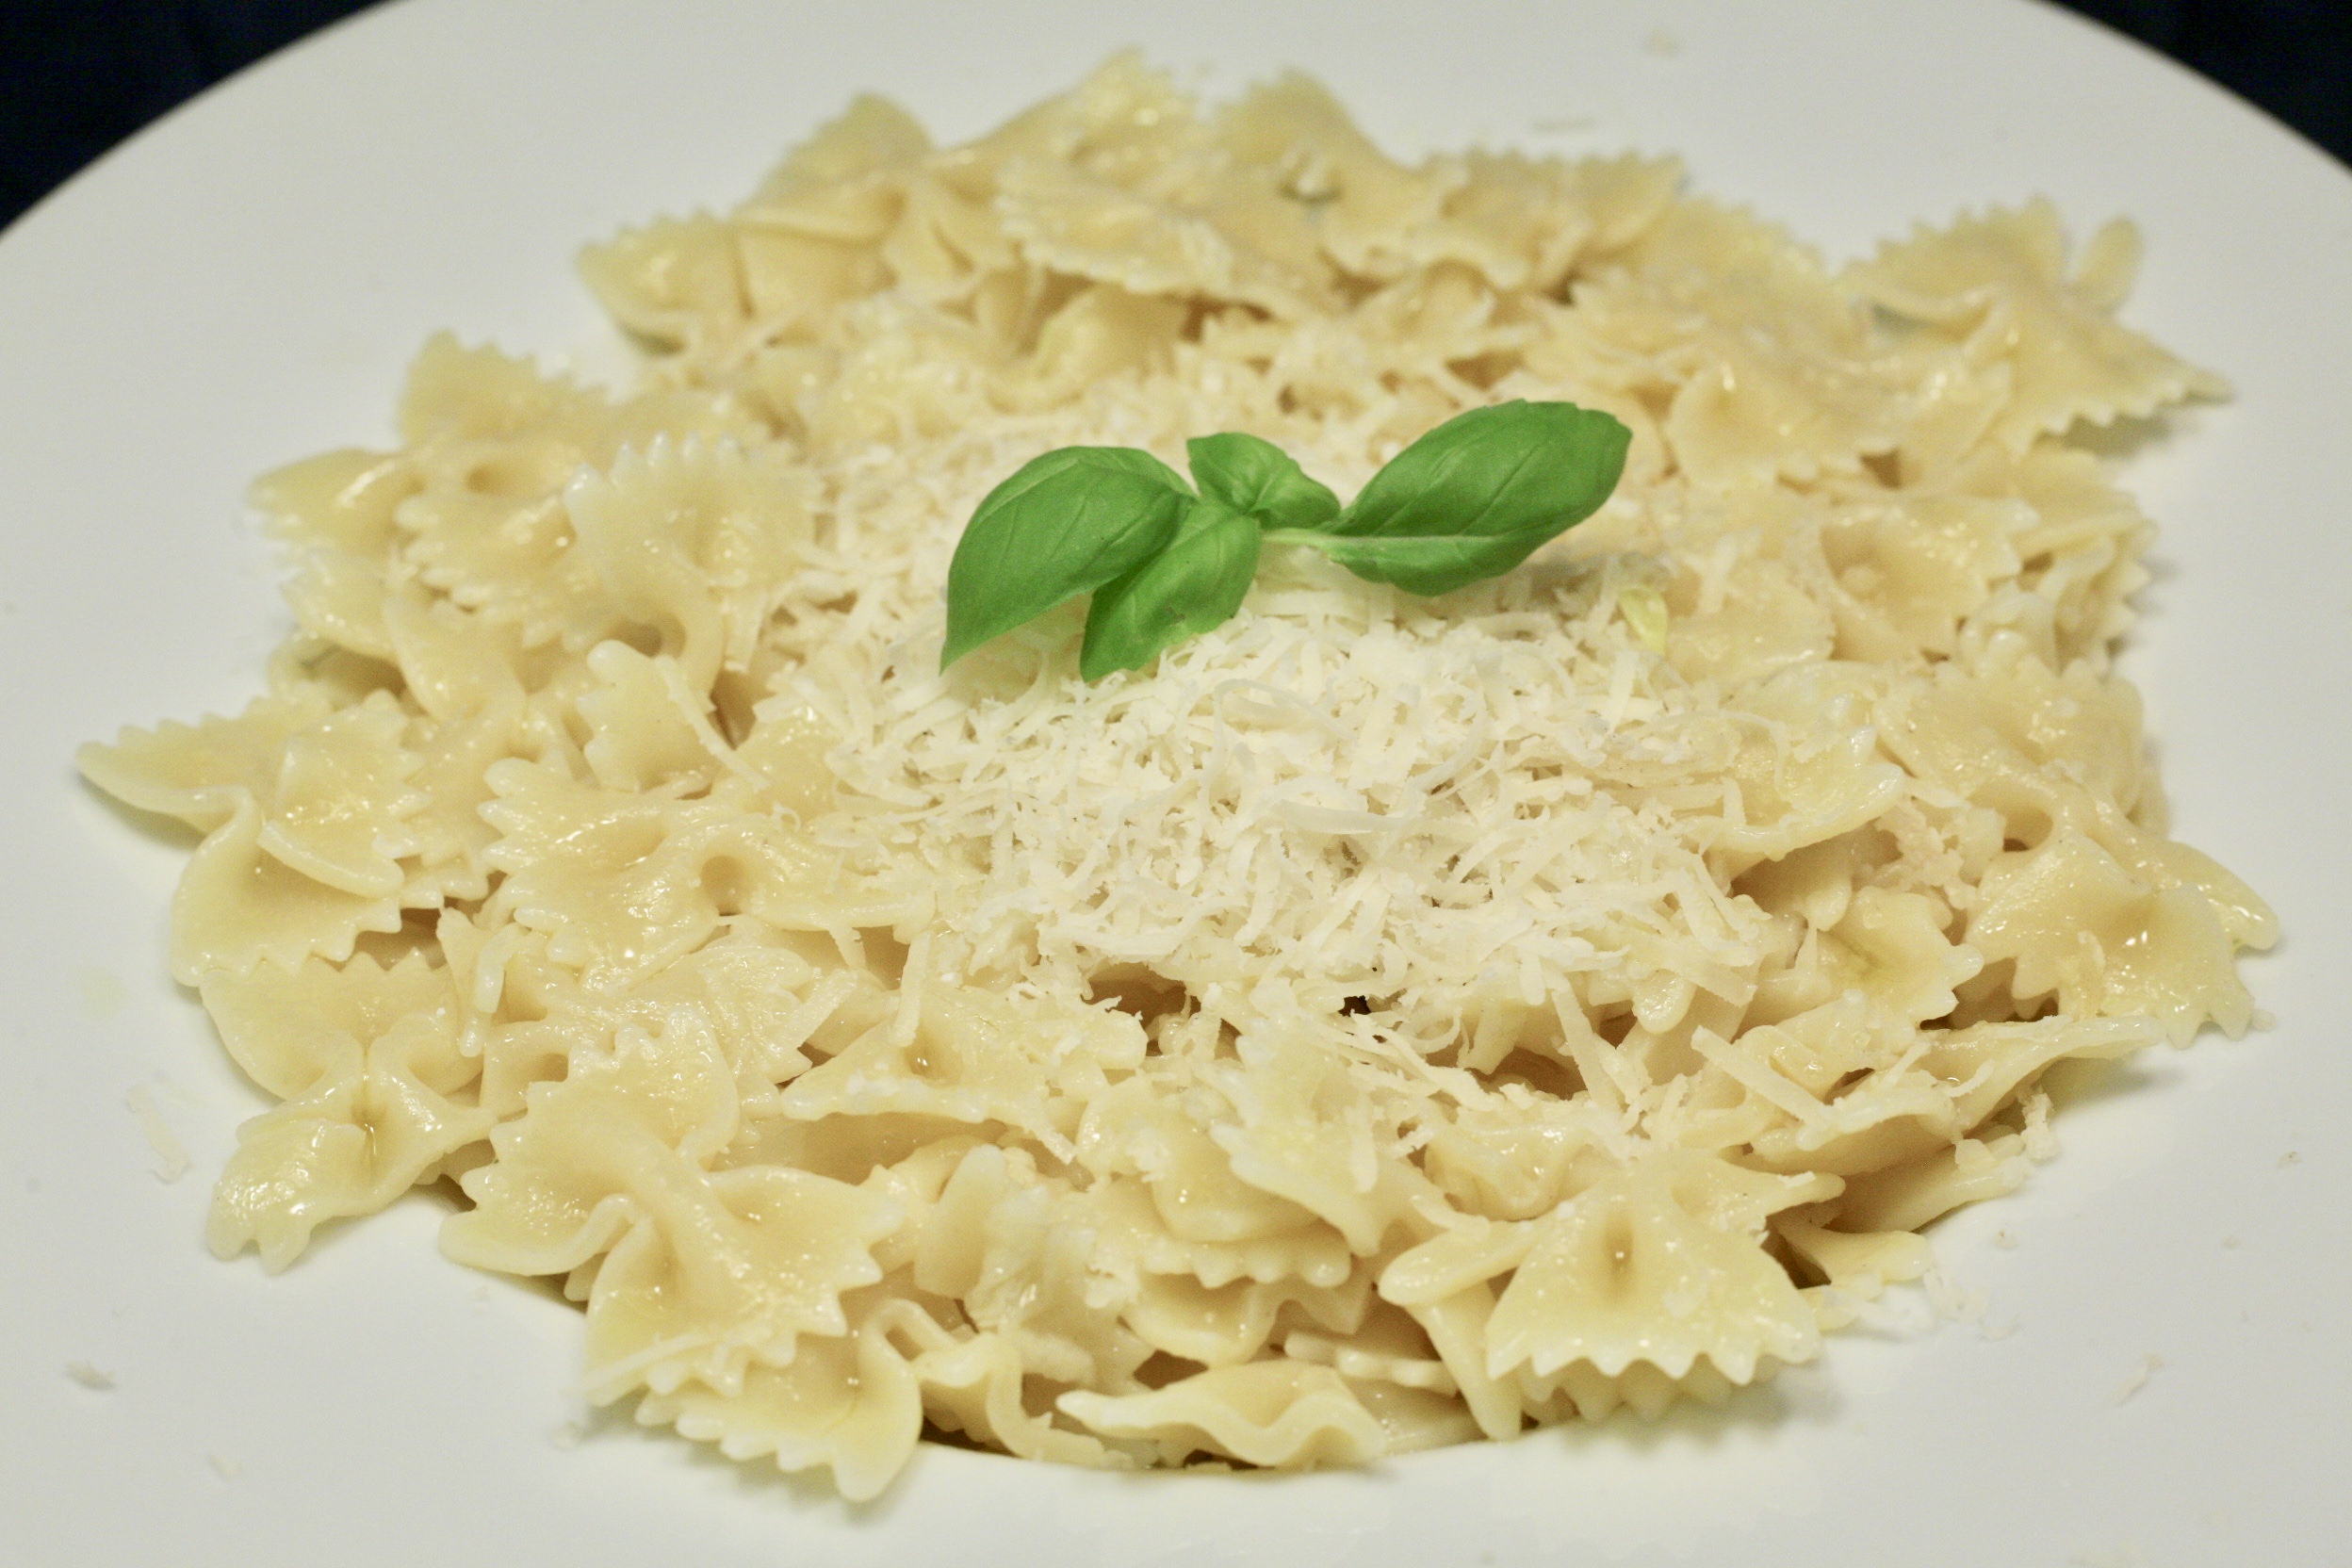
[81,56,2272,1498]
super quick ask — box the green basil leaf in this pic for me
[1080,499,1262,679]
[943,403,1629,678]
[1332,400,1629,545]
[1273,526,1557,597]
[1186,432,1341,532]
[940,446,1192,669]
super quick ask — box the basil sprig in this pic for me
[941,400,1629,678]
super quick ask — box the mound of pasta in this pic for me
[82,57,2273,1497]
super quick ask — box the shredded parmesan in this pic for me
[65,1361,115,1391]
[125,1084,190,1184]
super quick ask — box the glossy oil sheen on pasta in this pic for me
[80,57,2274,1498]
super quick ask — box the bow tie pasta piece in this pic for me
[1970,830,2259,1044]
[1774,1216,1936,1318]
[564,438,812,694]
[250,446,418,561]
[1480,1152,1838,1389]
[155,797,408,983]
[630,1289,929,1503]
[1657,538,1838,689]
[575,640,743,795]
[1863,639,2274,1040]
[200,953,488,1269]
[1415,1088,1622,1224]
[900,1143,1153,1393]
[1709,1013,1955,1178]
[352,596,538,907]
[580,1160,901,1403]
[80,687,428,914]
[1922,1015,2163,1131]
[581,214,759,352]
[1076,1177,1359,1298]
[1815,491,2033,663]
[1845,199,2229,452]
[1076,1070,1335,1251]
[200,948,462,1102]
[1519,1354,1748,1425]
[1217,74,1452,286]
[1196,1032,1435,1259]
[386,338,767,654]
[960,49,1208,196]
[1057,1361,1389,1469]
[1767,885,1982,1032]
[444,1011,903,1402]
[1120,1263,1373,1370]
[1575,201,1909,490]
[80,689,335,833]
[1281,1297,1462,1397]
[1738,1009,2153,1182]
[884,1310,1135,1470]
[75,689,439,972]
[877,171,1020,310]
[479,756,917,990]
[206,1015,494,1272]
[445,1012,745,1267]
[779,970,1144,1152]
[1707,665,1912,867]
[637,926,890,1109]
[1961,444,2155,669]
[739,92,931,237]
[1422,153,1602,296]
[463,914,888,1126]
[1386,1280,1533,1440]
[994,156,1317,322]
[244,695,428,898]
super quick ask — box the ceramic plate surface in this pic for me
[3,2,2346,1563]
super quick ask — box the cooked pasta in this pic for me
[80,55,2272,1497]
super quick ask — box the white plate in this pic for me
[4,2,2346,1562]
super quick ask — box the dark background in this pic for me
[2,0,2347,232]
